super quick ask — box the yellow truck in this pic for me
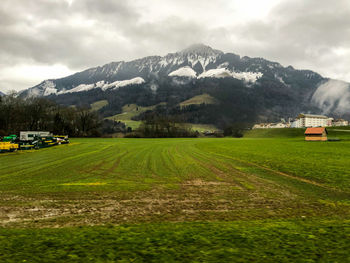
[0,142,19,153]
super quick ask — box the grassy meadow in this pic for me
[105,103,164,130]
[0,130,350,261]
[104,101,220,132]
[90,100,109,112]
[179,93,218,108]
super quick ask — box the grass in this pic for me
[179,93,218,108]
[245,127,350,139]
[0,133,350,261]
[244,128,305,138]
[0,219,349,262]
[329,126,350,130]
[117,119,142,130]
[105,103,164,129]
[188,123,219,132]
[90,100,108,111]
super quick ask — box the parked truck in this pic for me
[1,131,69,153]
[0,135,19,153]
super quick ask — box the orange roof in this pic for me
[305,127,327,135]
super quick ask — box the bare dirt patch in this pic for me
[1,176,348,228]
[182,179,230,186]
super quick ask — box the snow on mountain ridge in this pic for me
[198,68,231,79]
[168,66,197,78]
[231,71,263,83]
[198,68,262,83]
[58,83,95,94]
[57,77,145,95]
[162,44,223,71]
[42,77,146,96]
[103,77,145,90]
[41,80,57,96]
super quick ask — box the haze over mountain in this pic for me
[18,44,350,127]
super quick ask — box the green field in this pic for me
[244,127,350,139]
[179,93,218,108]
[0,132,350,261]
[90,100,109,111]
[105,103,163,130]
[187,123,219,132]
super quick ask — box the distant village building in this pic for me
[326,117,333,127]
[252,118,290,129]
[333,119,349,127]
[252,122,288,129]
[252,114,348,130]
[304,127,328,141]
[292,114,331,128]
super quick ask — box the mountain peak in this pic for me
[179,44,223,56]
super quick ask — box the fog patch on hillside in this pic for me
[311,79,350,114]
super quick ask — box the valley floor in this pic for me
[0,137,349,261]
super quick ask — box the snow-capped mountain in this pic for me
[20,44,273,97]
[19,44,350,123]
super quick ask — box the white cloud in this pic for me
[311,79,350,114]
[0,64,74,92]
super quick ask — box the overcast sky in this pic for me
[1,0,349,93]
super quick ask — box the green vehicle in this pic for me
[2,135,17,142]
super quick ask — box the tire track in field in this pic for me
[174,143,214,179]
[102,150,129,177]
[0,144,114,179]
[188,147,296,197]
[184,145,255,190]
[196,148,349,195]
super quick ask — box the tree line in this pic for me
[126,112,198,138]
[0,94,198,138]
[0,94,110,137]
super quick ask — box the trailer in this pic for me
[35,135,58,148]
[19,131,52,141]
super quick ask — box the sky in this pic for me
[1,0,350,93]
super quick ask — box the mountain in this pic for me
[20,44,350,127]
[0,91,4,96]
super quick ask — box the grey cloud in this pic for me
[1,0,209,69]
[224,0,350,78]
[1,0,350,92]
[0,3,139,71]
[73,0,138,17]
